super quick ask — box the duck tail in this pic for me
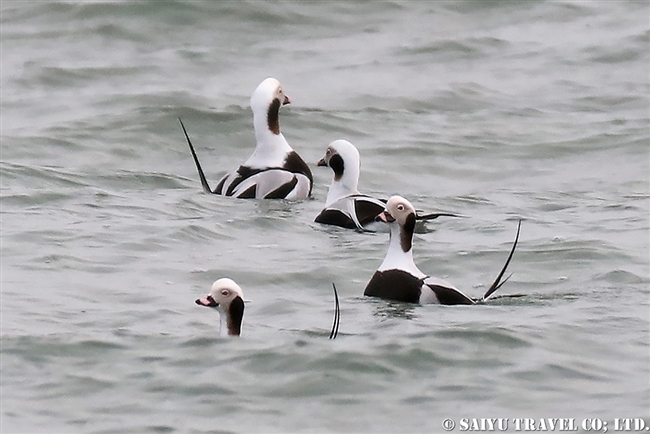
[329,283,340,340]
[415,212,463,221]
[179,118,213,193]
[482,219,522,301]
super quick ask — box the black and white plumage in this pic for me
[315,139,386,230]
[195,278,245,337]
[315,139,459,230]
[180,77,313,200]
[195,278,341,339]
[364,196,521,305]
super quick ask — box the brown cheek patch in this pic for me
[267,98,281,135]
[329,154,345,181]
[400,213,416,252]
[228,297,245,336]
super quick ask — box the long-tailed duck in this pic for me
[196,279,341,339]
[315,139,459,230]
[179,77,313,200]
[196,278,245,337]
[364,196,521,304]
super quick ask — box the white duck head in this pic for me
[376,195,425,278]
[246,77,294,168]
[195,278,245,337]
[317,139,362,206]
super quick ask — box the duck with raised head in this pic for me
[196,279,341,339]
[315,139,386,230]
[315,140,459,230]
[179,77,313,200]
[195,278,245,337]
[364,195,521,305]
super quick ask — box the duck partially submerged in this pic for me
[195,278,245,336]
[195,279,341,339]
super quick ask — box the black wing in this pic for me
[425,284,475,305]
[315,195,385,230]
[315,209,358,229]
[353,197,386,227]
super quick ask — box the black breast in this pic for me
[283,151,313,194]
[364,269,423,304]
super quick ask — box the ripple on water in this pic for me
[594,269,650,285]
[2,0,649,431]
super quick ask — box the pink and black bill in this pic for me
[195,294,218,307]
[195,293,245,337]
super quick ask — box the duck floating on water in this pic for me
[196,279,340,339]
[364,195,521,305]
[180,77,313,200]
[315,139,459,230]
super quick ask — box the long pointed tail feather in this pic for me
[415,212,464,221]
[329,283,340,340]
[178,118,213,194]
[482,219,522,301]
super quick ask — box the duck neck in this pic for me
[218,297,244,337]
[247,109,293,168]
[378,217,424,278]
[326,175,359,206]
[325,158,360,206]
[218,311,230,337]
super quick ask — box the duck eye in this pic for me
[278,87,283,94]
[397,204,405,211]
[221,289,229,296]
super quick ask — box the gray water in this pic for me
[1,1,649,433]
